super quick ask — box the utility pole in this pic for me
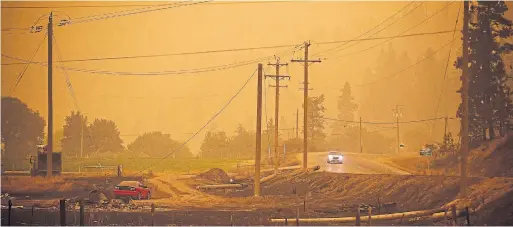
[47,12,54,178]
[359,117,363,153]
[392,105,403,155]
[80,117,84,158]
[443,116,448,150]
[296,109,299,139]
[254,63,263,197]
[460,0,470,198]
[265,58,289,174]
[291,41,321,171]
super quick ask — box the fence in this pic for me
[2,198,473,226]
[271,204,472,226]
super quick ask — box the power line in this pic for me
[1,46,299,76]
[367,127,397,134]
[315,30,457,46]
[2,1,206,32]
[331,1,455,60]
[1,30,457,66]
[70,1,190,22]
[1,1,293,9]
[142,68,258,171]
[322,116,456,125]
[429,1,462,142]
[313,1,421,57]
[53,32,81,112]
[353,36,456,88]
[433,1,462,121]
[70,0,210,25]
[9,32,47,95]
[1,44,299,65]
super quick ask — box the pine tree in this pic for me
[329,82,359,151]
[455,1,513,142]
[302,95,326,152]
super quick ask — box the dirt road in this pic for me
[300,152,411,175]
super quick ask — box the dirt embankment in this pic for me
[432,134,513,177]
[381,133,513,177]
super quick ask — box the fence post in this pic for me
[151,203,155,226]
[60,199,66,226]
[8,199,12,226]
[377,197,381,214]
[31,204,35,226]
[368,206,372,226]
[285,217,288,226]
[117,165,122,177]
[303,197,306,212]
[466,207,470,226]
[444,208,449,225]
[399,213,405,225]
[355,205,361,226]
[230,213,233,226]
[296,207,299,226]
[79,200,84,226]
[452,204,458,226]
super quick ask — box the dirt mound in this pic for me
[198,168,230,184]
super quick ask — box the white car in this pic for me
[327,151,344,164]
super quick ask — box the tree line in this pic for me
[1,97,192,168]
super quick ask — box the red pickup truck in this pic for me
[113,181,151,200]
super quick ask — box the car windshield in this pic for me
[118,181,139,187]
[328,152,343,156]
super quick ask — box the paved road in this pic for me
[298,152,410,175]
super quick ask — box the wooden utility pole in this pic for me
[266,58,289,174]
[443,116,448,150]
[254,63,263,197]
[291,41,321,171]
[460,0,470,198]
[80,117,84,158]
[47,12,54,178]
[392,105,403,155]
[296,109,299,139]
[359,117,363,153]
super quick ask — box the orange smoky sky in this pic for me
[2,1,512,153]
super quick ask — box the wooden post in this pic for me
[303,197,306,212]
[79,200,84,226]
[296,207,300,226]
[444,208,448,225]
[8,199,12,226]
[151,203,155,226]
[285,217,288,226]
[451,204,458,226]
[399,213,405,225]
[31,204,35,226]
[356,205,361,226]
[60,199,66,226]
[465,207,470,226]
[368,207,372,226]
[377,197,381,214]
[254,63,263,197]
[460,0,470,199]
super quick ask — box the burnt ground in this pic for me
[2,170,513,226]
